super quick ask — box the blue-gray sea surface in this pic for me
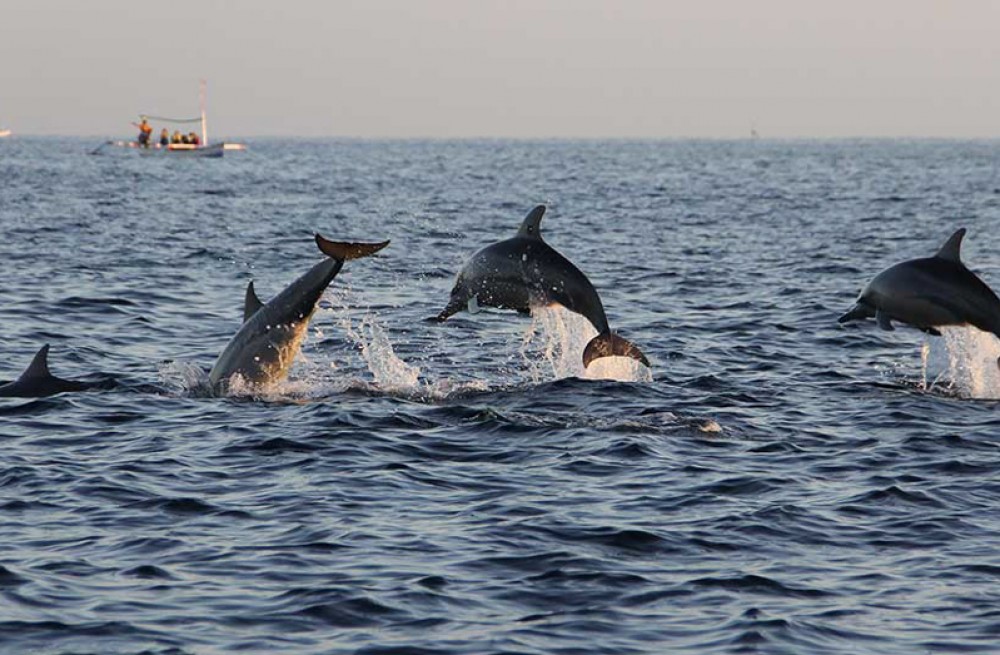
[1,137,999,654]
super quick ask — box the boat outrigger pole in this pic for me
[200,79,208,147]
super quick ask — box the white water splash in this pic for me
[158,360,212,395]
[339,309,504,399]
[164,298,651,401]
[522,306,653,383]
[340,311,421,392]
[920,326,1000,399]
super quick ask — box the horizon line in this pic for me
[7,133,1000,141]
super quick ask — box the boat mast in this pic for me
[200,79,208,146]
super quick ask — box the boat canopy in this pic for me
[140,114,201,124]
[140,80,210,144]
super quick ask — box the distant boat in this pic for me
[0,129,10,138]
[93,81,244,157]
[103,140,226,157]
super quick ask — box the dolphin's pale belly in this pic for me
[208,256,348,393]
[209,314,312,390]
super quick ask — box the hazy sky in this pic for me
[2,0,999,138]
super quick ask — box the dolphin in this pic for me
[209,234,389,393]
[839,228,1000,338]
[0,344,93,398]
[433,205,649,368]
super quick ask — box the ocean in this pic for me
[1,137,998,654]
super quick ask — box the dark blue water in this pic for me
[1,137,999,654]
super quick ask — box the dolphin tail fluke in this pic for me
[583,331,650,368]
[314,235,390,261]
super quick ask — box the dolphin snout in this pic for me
[838,302,873,324]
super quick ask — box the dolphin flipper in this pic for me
[583,331,650,368]
[244,281,264,322]
[876,310,894,331]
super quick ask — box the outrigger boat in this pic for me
[105,140,226,158]
[93,81,243,157]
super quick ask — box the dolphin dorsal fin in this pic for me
[18,344,52,382]
[244,280,264,322]
[935,228,966,263]
[516,205,546,239]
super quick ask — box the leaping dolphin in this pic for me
[839,228,1000,338]
[209,235,389,393]
[0,344,93,397]
[433,205,649,368]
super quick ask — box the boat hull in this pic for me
[107,141,225,157]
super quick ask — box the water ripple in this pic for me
[1,138,999,654]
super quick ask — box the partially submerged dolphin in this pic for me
[839,228,1000,338]
[434,205,649,368]
[209,235,389,393]
[0,344,92,397]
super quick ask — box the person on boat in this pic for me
[188,132,201,146]
[171,130,183,144]
[180,133,191,144]
[133,117,152,147]
[159,128,169,147]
